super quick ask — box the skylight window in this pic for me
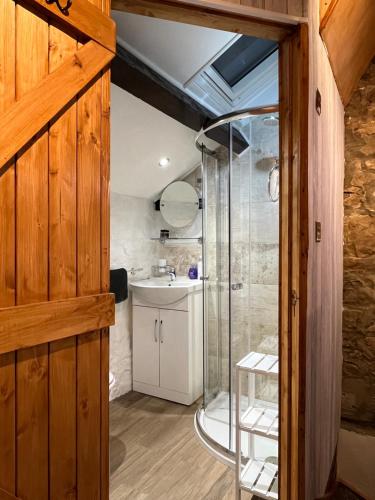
[211,36,278,88]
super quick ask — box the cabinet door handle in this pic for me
[154,319,158,343]
[160,320,164,343]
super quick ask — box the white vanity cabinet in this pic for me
[132,287,203,406]
[132,306,160,387]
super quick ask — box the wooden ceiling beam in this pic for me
[111,0,303,42]
[112,44,250,154]
[320,0,375,105]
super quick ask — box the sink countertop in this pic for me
[130,277,202,289]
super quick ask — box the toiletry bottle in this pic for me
[197,258,203,279]
[188,263,198,280]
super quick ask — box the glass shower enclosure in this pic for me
[195,107,280,466]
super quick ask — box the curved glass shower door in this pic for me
[201,142,231,451]
[196,107,280,464]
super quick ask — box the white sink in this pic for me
[130,277,202,307]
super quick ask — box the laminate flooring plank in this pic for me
[109,392,251,500]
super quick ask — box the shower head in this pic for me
[263,116,279,127]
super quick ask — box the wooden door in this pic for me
[133,306,160,386]
[0,1,116,499]
[159,309,189,394]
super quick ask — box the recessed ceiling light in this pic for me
[159,157,170,168]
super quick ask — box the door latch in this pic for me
[46,0,72,15]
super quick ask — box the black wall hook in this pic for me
[46,0,72,15]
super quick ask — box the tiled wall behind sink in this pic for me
[158,244,202,277]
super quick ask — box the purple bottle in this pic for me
[188,264,198,280]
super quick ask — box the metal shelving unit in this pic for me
[235,352,279,500]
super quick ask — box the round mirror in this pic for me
[160,181,199,228]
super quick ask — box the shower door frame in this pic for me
[111,2,309,499]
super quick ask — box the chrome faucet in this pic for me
[168,270,176,281]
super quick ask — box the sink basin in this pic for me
[130,277,202,307]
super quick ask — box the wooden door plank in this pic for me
[0,0,16,494]
[100,70,111,298]
[49,338,77,500]
[48,24,78,500]
[77,332,101,499]
[0,295,115,355]
[100,327,110,500]
[21,0,116,53]
[77,0,103,493]
[77,81,102,297]
[0,41,114,168]
[0,0,16,306]
[16,347,49,500]
[15,6,49,500]
[49,29,78,303]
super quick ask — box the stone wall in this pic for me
[343,58,375,425]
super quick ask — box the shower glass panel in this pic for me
[197,108,279,463]
[202,140,231,451]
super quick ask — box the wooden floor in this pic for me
[109,392,252,500]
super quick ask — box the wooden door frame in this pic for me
[111,1,309,499]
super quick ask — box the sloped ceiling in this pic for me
[110,84,202,199]
[111,11,237,88]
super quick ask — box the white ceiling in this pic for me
[111,11,237,88]
[110,84,202,199]
[110,13,278,199]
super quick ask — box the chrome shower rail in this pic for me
[195,104,279,153]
